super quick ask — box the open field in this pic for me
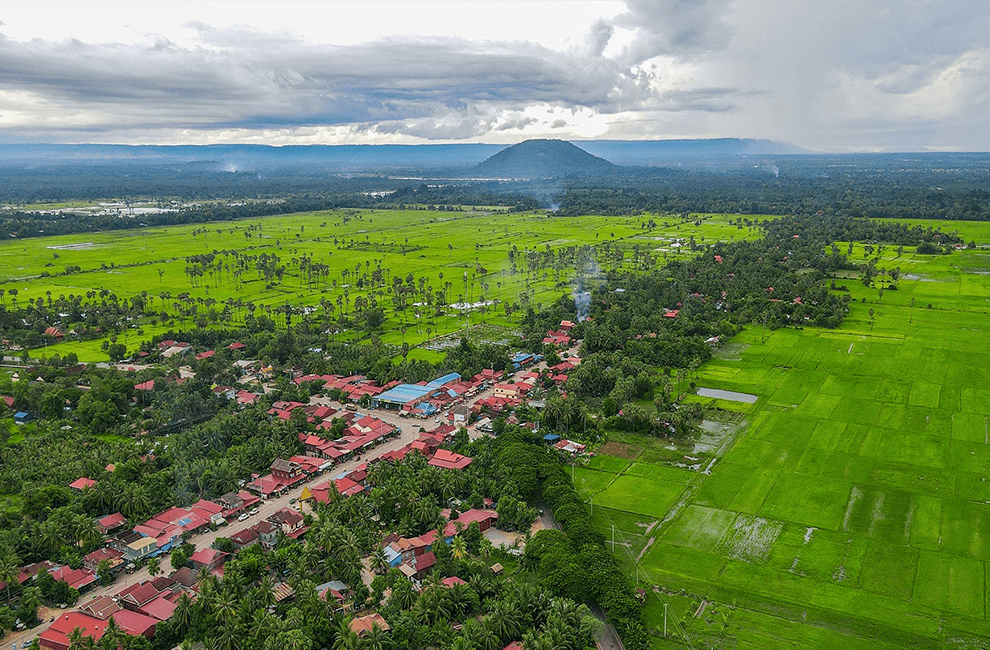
[575,230,990,648]
[0,209,764,361]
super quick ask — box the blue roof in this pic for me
[543,433,561,441]
[425,372,461,389]
[374,383,433,404]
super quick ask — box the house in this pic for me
[410,551,437,579]
[350,613,391,637]
[14,411,32,424]
[139,595,177,621]
[229,527,260,550]
[212,385,236,399]
[256,521,279,550]
[70,477,97,492]
[39,611,109,650]
[428,449,472,471]
[96,512,127,534]
[268,508,305,535]
[124,537,157,562]
[542,330,571,348]
[44,327,65,339]
[189,548,229,572]
[450,404,471,424]
[554,439,587,456]
[50,566,98,593]
[83,548,125,575]
[118,581,160,611]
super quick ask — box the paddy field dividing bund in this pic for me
[577,227,990,649]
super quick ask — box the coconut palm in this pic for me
[486,600,521,643]
[332,619,362,650]
[369,548,389,575]
[99,616,123,650]
[172,592,193,629]
[0,554,19,604]
[450,535,468,560]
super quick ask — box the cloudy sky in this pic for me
[1,0,989,151]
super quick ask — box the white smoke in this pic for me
[574,291,591,321]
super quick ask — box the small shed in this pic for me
[14,411,31,424]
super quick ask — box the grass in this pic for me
[587,230,990,648]
[0,209,763,361]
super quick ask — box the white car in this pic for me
[237,513,249,522]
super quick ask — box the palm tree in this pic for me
[211,621,240,650]
[486,600,520,643]
[100,616,123,650]
[450,535,468,561]
[214,590,239,625]
[173,592,193,629]
[332,619,362,650]
[146,557,160,577]
[369,548,389,575]
[0,554,19,604]
[20,586,40,615]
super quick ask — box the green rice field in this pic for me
[0,209,762,360]
[576,231,990,648]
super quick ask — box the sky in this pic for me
[1,0,989,151]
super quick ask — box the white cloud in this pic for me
[1,0,989,150]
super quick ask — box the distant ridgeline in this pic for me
[2,142,990,239]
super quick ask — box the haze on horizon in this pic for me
[1,0,989,153]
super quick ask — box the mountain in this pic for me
[470,139,616,179]
[0,138,807,174]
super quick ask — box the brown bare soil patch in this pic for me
[599,442,641,459]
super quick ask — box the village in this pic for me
[2,321,588,649]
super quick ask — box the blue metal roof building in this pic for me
[372,373,462,409]
[425,372,461,389]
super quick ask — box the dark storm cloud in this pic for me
[611,0,733,63]
[4,1,990,149]
[0,26,670,138]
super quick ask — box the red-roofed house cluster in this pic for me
[381,508,498,582]
[293,373,388,403]
[39,566,205,650]
[297,411,401,465]
[226,506,308,551]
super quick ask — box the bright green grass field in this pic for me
[0,209,762,361]
[585,232,990,648]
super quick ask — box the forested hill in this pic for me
[470,139,616,179]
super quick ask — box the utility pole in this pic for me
[611,524,615,551]
[663,603,668,637]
